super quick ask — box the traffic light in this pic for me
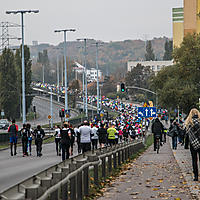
[59,109,65,118]
[121,83,125,92]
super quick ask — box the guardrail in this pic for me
[0,138,147,200]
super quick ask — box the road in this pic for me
[17,96,78,129]
[0,142,77,193]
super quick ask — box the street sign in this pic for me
[149,101,153,107]
[48,115,51,119]
[138,107,157,118]
[143,102,148,107]
[66,114,70,118]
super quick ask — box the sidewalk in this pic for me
[170,138,200,199]
[97,138,193,200]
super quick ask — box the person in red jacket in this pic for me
[8,119,19,156]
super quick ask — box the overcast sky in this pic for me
[1,0,183,46]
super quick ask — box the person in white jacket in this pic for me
[91,124,99,150]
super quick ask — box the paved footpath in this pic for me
[170,138,200,199]
[98,138,194,200]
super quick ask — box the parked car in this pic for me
[0,119,9,130]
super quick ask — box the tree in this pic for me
[163,40,173,60]
[145,40,155,61]
[151,33,200,114]
[15,45,33,115]
[0,48,20,119]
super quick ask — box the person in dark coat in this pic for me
[60,123,71,161]
[168,121,179,150]
[151,118,164,151]
[98,123,107,148]
[185,108,200,181]
[34,125,45,157]
[20,124,28,156]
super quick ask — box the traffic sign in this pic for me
[138,107,157,118]
[143,102,148,107]
[66,114,70,118]
[48,115,51,119]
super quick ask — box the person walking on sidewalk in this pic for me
[185,108,200,181]
[169,121,179,150]
[8,119,18,156]
[151,118,164,151]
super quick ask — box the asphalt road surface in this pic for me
[17,96,78,129]
[0,142,77,193]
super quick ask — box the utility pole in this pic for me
[77,38,91,118]
[57,54,60,102]
[6,9,39,124]
[50,87,53,129]
[55,29,76,121]
[96,42,100,114]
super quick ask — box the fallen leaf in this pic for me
[152,188,159,191]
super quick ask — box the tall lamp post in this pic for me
[77,38,91,118]
[6,10,39,124]
[55,29,76,121]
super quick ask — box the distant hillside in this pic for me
[29,37,170,76]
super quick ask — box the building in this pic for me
[74,62,102,82]
[173,8,184,47]
[173,0,200,48]
[127,60,173,75]
[32,41,38,46]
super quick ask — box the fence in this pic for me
[0,138,147,200]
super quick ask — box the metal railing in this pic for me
[0,139,146,200]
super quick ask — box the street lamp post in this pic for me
[96,42,100,114]
[6,10,39,124]
[55,29,76,121]
[57,54,60,102]
[77,38,91,118]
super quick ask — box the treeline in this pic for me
[0,46,32,119]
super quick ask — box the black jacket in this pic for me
[60,128,71,145]
[152,119,164,135]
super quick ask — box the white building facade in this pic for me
[127,60,173,75]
